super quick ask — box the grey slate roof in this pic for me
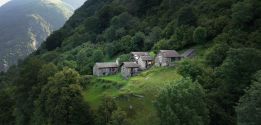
[140,56,154,61]
[131,52,149,56]
[95,62,118,68]
[160,50,181,58]
[181,49,195,57]
[122,62,140,68]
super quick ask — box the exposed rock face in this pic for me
[0,0,86,71]
[62,0,87,10]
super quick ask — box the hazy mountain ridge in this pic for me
[0,0,74,71]
[62,0,86,10]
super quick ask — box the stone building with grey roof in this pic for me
[131,52,154,70]
[155,50,182,67]
[131,52,150,58]
[121,62,140,79]
[93,62,118,76]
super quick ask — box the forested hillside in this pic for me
[0,0,260,125]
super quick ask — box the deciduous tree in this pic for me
[155,78,209,125]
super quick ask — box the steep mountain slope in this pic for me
[0,0,260,125]
[0,0,10,6]
[62,0,87,10]
[0,0,73,71]
[33,0,260,124]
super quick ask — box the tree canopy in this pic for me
[155,78,209,125]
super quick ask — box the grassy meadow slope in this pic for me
[0,0,260,125]
[83,45,209,124]
[84,67,182,125]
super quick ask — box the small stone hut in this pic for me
[131,52,149,60]
[93,62,118,76]
[181,49,196,58]
[121,62,140,79]
[131,52,154,70]
[155,50,182,67]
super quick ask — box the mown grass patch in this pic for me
[99,73,128,84]
[83,77,126,109]
[122,67,182,96]
[117,95,160,125]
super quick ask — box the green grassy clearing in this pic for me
[82,45,209,124]
[83,67,182,125]
[99,73,128,84]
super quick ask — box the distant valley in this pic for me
[0,0,86,71]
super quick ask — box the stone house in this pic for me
[155,50,182,67]
[181,49,196,58]
[93,62,118,76]
[121,62,140,79]
[131,52,150,60]
[131,52,154,70]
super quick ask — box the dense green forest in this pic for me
[0,0,261,125]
